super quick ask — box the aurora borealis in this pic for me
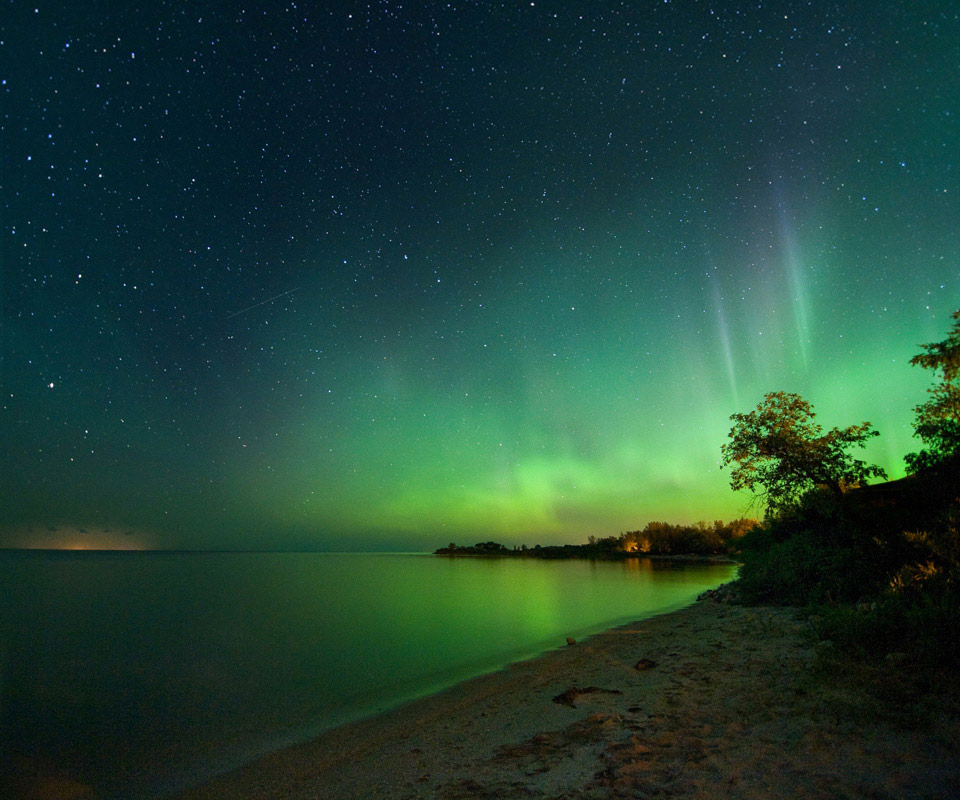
[2,2,958,551]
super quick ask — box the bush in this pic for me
[735,481,960,683]
[815,579,960,670]
[733,489,903,605]
[736,527,860,605]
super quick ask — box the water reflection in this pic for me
[0,551,734,798]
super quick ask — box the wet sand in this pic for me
[174,598,960,799]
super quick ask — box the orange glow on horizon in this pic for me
[4,525,156,551]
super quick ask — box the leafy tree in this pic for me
[905,309,960,473]
[720,391,886,515]
[473,541,507,553]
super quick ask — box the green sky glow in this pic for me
[2,2,957,549]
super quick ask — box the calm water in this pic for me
[0,551,734,797]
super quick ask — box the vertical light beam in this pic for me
[776,199,811,371]
[711,278,740,410]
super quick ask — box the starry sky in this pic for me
[2,1,958,551]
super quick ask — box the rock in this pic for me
[697,582,739,604]
[553,686,585,707]
[552,686,623,707]
[634,658,657,671]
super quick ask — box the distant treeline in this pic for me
[434,518,757,559]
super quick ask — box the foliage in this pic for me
[733,489,898,605]
[620,518,755,556]
[435,541,509,555]
[720,328,960,678]
[720,391,886,515]
[815,580,960,673]
[855,498,960,669]
[435,519,755,558]
[733,454,960,599]
[731,465,960,685]
[905,309,960,473]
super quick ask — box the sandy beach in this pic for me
[174,596,960,799]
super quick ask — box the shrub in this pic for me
[816,578,960,670]
[733,489,901,605]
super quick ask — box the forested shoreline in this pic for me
[434,518,755,559]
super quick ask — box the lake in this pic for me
[0,551,735,797]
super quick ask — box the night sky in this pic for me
[2,1,958,551]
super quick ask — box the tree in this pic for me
[905,309,960,474]
[720,391,886,515]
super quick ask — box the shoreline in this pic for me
[434,552,739,564]
[172,597,959,799]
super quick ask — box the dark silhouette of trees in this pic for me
[905,309,960,473]
[720,391,886,515]
[434,522,754,558]
[620,519,755,555]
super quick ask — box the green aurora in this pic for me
[2,2,957,550]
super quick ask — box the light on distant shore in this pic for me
[4,525,155,551]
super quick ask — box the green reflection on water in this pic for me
[0,552,734,797]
